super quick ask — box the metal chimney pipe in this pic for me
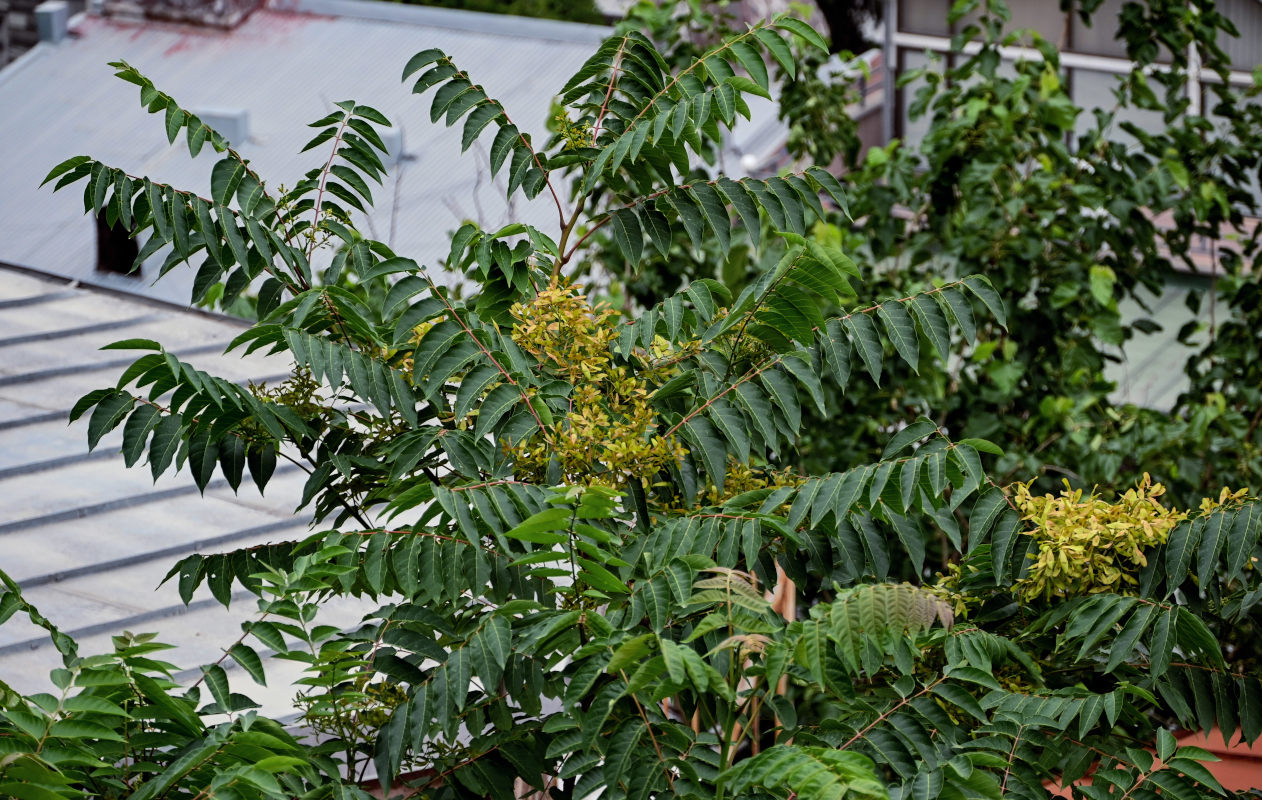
[34,0,69,44]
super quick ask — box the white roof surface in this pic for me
[0,264,368,711]
[0,0,782,304]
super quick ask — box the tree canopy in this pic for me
[2,2,1262,799]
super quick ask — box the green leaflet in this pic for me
[935,285,976,343]
[723,745,886,800]
[816,318,851,386]
[682,416,728,491]
[760,283,823,344]
[760,368,801,432]
[147,413,184,480]
[210,158,245,206]
[1227,503,1261,583]
[663,190,706,253]
[780,351,827,415]
[187,432,220,493]
[228,643,266,685]
[752,27,795,78]
[609,207,644,265]
[1105,603,1158,672]
[882,418,938,459]
[990,508,1021,582]
[639,205,673,257]
[1150,608,1177,677]
[87,391,134,451]
[1196,507,1233,586]
[461,103,502,152]
[706,397,750,463]
[968,489,1008,554]
[218,435,246,492]
[774,16,831,52]
[716,177,762,249]
[729,40,769,91]
[474,383,522,437]
[842,312,883,386]
[690,182,731,254]
[1166,517,1204,592]
[962,275,1007,330]
[884,508,926,576]
[876,300,919,371]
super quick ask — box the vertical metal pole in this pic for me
[1188,41,1202,117]
[882,0,897,144]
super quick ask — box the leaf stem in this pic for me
[306,115,353,263]
[837,677,944,751]
[619,669,677,793]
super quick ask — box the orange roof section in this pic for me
[1175,729,1262,792]
[1049,729,1262,797]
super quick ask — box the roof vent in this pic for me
[35,0,69,44]
[194,108,249,146]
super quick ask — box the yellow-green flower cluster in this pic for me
[1013,474,1186,600]
[509,282,682,486]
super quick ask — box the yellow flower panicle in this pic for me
[554,112,594,151]
[507,282,683,486]
[510,282,618,384]
[693,457,803,510]
[1012,473,1249,601]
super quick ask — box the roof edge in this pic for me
[0,10,91,88]
[0,39,50,89]
[268,0,612,44]
[0,261,250,326]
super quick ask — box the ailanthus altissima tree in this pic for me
[3,11,1262,800]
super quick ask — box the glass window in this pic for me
[1070,67,1165,150]
[1218,0,1262,72]
[1070,0,1128,58]
[898,0,951,37]
[950,3,1066,45]
[1005,3,1069,41]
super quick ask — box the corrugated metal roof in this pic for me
[0,262,368,710]
[0,0,782,305]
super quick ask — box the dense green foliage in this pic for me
[3,5,1262,800]
[818,0,1262,507]
[592,0,1262,510]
